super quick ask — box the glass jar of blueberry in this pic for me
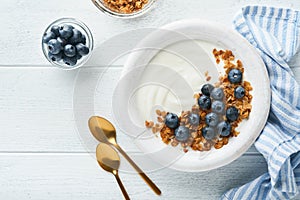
[42,18,93,70]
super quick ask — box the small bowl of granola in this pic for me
[91,0,156,18]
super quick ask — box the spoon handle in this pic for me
[114,173,130,200]
[115,144,162,195]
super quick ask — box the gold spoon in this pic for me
[96,143,130,200]
[89,116,162,195]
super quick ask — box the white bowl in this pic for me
[113,19,270,172]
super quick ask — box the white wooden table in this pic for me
[1,0,300,199]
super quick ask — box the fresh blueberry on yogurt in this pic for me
[165,113,179,129]
[202,126,216,140]
[201,84,214,96]
[188,113,200,125]
[217,121,231,137]
[226,106,239,122]
[211,87,224,100]
[198,95,212,110]
[212,100,225,114]
[234,86,245,99]
[228,68,242,84]
[175,126,190,142]
[205,112,219,127]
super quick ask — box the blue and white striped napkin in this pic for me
[221,6,300,200]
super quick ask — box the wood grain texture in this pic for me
[1,0,300,199]
[0,67,260,154]
[0,154,267,200]
[1,0,300,65]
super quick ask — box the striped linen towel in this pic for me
[221,6,300,200]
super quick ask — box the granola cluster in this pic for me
[145,49,253,153]
[101,0,149,14]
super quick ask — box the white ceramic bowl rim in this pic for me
[121,19,271,172]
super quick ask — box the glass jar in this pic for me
[91,0,156,18]
[42,18,94,70]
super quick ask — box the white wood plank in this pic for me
[0,66,299,153]
[0,0,300,65]
[0,153,268,200]
[0,1,299,199]
[0,66,132,152]
[0,67,261,154]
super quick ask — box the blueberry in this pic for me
[68,29,83,45]
[42,32,56,44]
[188,113,200,125]
[50,25,60,36]
[57,37,67,47]
[80,34,86,45]
[228,68,242,84]
[165,113,179,129]
[174,126,190,142]
[226,106,239,122]
[47,39,62,54]
[234,86,245,99]
[48,51,62,62]
[201,84,214,96]
[64,44,76,57]
[76,43,89,56]
[202,126,216,140]
[212,100,225,114]
[205,112,219,127]
[211,87,224,100]
[59,24,74,39]
[198,95,211,110]
[217,121,231,137]
[63,55,77,66]
[76,53,82,60]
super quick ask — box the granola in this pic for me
[101,0,149,14]
[145,49,253,153]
